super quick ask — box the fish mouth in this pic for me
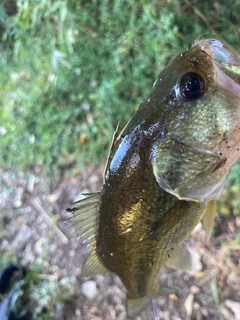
[193,37,240,65]
[193,37,240,97]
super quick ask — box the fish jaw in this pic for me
[198,38,240,174]
[151,37,240,203]
[194,37,240,97]
[193,37,240,66]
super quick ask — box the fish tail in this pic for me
[126,296,153,319]
[126,286,174,319]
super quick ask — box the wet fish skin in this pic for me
[124,39,240,203]
[98,150,206,296]
[68,36,240,319]
[96,118,207,318]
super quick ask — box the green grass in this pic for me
[0,0,239,177]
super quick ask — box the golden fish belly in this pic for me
[96,146,206,299]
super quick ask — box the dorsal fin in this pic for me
[66,192,100,246]
[103,122,122,183]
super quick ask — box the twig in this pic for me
[31,198,69,244]
[37,274,58,281]
[227,245,240,251]
[184,0,216,35]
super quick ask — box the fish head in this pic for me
[125,36,240,202]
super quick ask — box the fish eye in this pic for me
[180,72,205,100]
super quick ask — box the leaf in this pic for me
[220,300,240,320]
[184,293,194,317]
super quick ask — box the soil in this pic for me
[1,166,240,320]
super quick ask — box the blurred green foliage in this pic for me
[0,0,240,174]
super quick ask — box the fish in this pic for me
[67,36,240,319]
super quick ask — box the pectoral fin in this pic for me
[202,200,216,239]
[166,242,202,272]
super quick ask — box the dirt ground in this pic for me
[1,166,240,320]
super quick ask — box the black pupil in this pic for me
[180,72,205,100]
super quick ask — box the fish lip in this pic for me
[213,64,240,98]
[193,37,240,97]
[193,37,240,65]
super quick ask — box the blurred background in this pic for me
[0,0,240,319]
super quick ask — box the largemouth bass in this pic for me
[67,37,240,319]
